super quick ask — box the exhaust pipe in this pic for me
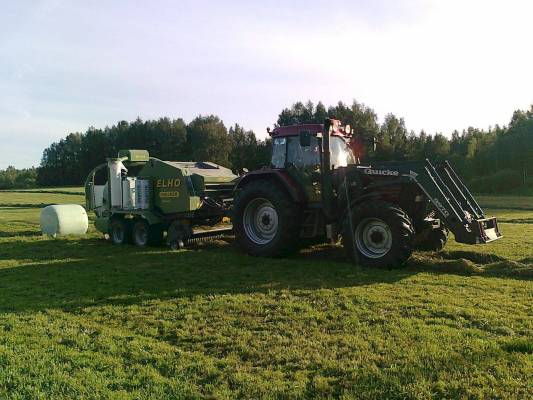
[321,119,335,222]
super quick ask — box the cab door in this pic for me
[286,133,322,203]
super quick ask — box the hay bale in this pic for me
[40,204,88,237]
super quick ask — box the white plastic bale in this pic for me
[40,204,89,237]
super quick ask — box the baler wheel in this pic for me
[132,220,163,247]
[132,220,150,247]
[110,219,131,245]
[166,220,191,250]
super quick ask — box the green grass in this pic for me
[0,186,85,194]
[476,194,533,210]
[0,190,532,399]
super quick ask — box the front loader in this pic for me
[232,119,501,268]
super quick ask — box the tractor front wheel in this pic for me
[415,226,449,251]
[233,180,300,257]
[343,201,414,268]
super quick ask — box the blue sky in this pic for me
[1,0,532,168]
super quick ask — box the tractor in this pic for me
[232,119,501,268]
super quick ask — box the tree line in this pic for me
[2,101,533,193]
[36,116,272,186]
[0,167,37,190]
[277,101,533,192]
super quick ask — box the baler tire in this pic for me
[166,221,191,249]
[110,219,131,245]
[343,201,414,268]
[148,225,164,246]
[233,180,300,257]
[415,226,449,252]
[132,220,149,247]
[132,220,162,247]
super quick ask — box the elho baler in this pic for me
[85,150,237,248]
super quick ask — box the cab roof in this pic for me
[269,120,349,138]
[271,124,323,137]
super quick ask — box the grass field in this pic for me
[0,189,532,399]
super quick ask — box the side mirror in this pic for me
[299,131,311,147]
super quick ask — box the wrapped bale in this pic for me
[40,204,88,237]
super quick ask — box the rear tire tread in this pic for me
[233,179,301,257]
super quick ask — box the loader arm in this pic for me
[357,160,502,245]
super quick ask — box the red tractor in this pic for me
[232,119,501,268]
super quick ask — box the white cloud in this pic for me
[237,0,533,133]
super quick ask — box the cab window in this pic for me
[287,136,320,168]
[330,136,356,168]
[271,137,286,168]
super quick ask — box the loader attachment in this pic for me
[412,160,502,245]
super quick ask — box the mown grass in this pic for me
[476,195,533,210]
[0,190,532,399]
[0,186,84,194]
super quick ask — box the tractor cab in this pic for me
[268,122,357,170]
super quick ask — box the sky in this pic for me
[1,0,532,169]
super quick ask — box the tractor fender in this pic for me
[342,181,421,222]
[348,179,408,206]
[349,191,383,207]
[342,180,406,218]
[234,169,305,203]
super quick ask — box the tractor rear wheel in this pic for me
[110,219,131,245]
[233,180,300,257]
[343,201,414,268]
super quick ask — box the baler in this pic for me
[85,150,237,248]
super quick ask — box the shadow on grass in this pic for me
[0,237,414,313]
[481,205,533,211]
[499,218,533,224]
[0,203,58,208]
[0,238,531,314]
[0,231,42,238]
[0,189,83,196]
